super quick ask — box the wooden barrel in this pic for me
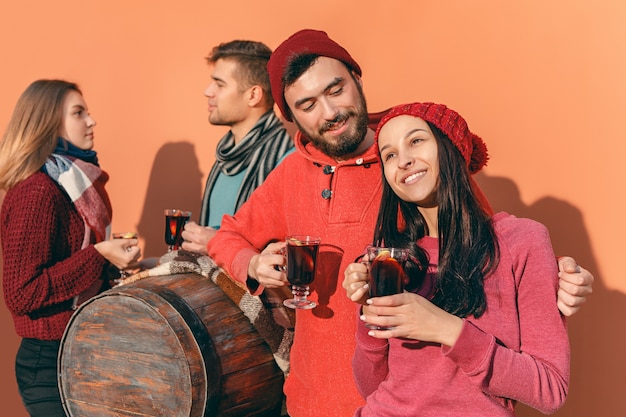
[58,273,285,417]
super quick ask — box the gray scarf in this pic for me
[199,110,293,226]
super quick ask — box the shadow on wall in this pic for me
[475,172,625,417]
[136,141,203,258]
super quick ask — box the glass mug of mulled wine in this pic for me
[282,235,321,310]
[164,209,192,251]
[366,246,409,330]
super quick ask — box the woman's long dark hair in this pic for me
[373,123,499,318]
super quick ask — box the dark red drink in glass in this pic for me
[287,241,319,286]
[164,209,191,251]
[283,235,321,309]
[366,247,408,330]
[368,249,408,297]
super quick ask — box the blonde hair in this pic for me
[0,79,82,190]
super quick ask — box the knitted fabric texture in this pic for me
[375,102,489,174]
[119,250,294,374]
[267,29,362,122]
[1,172,109,340]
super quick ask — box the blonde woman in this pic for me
[0,79,140,416]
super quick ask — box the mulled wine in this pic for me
[368,247,408,297]
[283,235,321,309]
[286,238,319,286]
[164,209,191,251]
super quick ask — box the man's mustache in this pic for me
[320,112,350,134]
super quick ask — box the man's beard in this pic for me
[294,91,369,159]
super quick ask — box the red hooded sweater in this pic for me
[208,117,386,416]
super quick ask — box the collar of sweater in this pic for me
[294,126,380,167]
[293,111,387,167]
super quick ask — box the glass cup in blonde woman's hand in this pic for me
[111,232,139,285]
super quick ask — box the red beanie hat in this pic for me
[375,102,489,174]
[268,29,362,122]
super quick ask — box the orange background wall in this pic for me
[1,1,624,416]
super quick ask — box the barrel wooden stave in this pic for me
[61,290,197,416]
[59,273,284,417]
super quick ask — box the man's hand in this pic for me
[557,256,594,317]
[247,241,288,289]
[181,221,216,255]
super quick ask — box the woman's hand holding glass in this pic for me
[343,250,462,342]
[362,292,464,346]
[344,254,393,331]
[342,255,372,304]
[94,236,141,275]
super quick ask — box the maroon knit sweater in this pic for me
[1,172,109,340]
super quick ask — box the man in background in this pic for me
[182,40,294,253]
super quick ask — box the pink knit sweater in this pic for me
[352,212,569,416]
[1,172,109,340]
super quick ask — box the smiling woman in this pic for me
[345,102,569,416]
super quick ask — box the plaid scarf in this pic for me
[199,110,293,226]
[43,144,112,245]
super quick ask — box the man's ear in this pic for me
[247,85,264,107]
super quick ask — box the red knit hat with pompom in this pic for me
[267,29,362,122]
[374,102,489,174]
